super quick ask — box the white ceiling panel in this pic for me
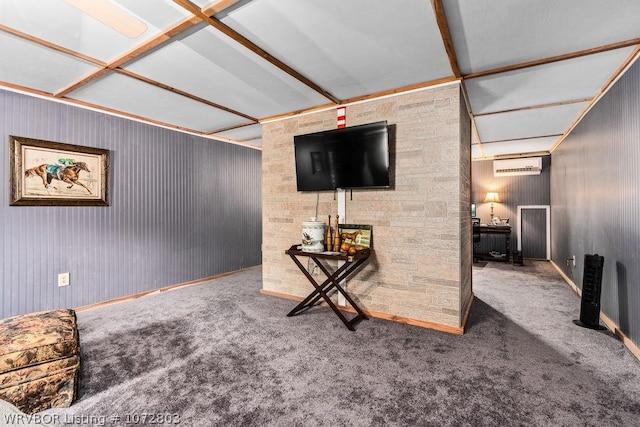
[124,25,331,118]
[0,1,638,156]
[466,47,636,115]
[444,0,640,74]
[474,136,559,159]
[219,0,452,99]
[215,124,263,141]
[0,33,99,93]
[0,0,191,62]
[68,72,248,132]
[475,102,589,142]
[190,0,222,9]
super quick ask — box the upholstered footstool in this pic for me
[0,309,80,414]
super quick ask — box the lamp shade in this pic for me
[484,192,501,203]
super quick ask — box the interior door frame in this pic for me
[516,205,550,260]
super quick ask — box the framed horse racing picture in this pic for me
[10,136,109,206]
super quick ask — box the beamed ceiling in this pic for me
[1,0,639,159]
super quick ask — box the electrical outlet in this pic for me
[572,255,576,267]
[58,272,70,287]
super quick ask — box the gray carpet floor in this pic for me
[42,261,639,426]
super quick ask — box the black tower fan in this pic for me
[573,254,606,330]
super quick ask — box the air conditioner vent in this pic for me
[493,157,542,177]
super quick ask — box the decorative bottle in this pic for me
[325,215,333,251]
[333,214,341,251]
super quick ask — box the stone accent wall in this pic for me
[262,84,471,330]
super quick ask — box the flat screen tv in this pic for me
[294,121,390,191]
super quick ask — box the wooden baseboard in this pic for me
[460,291,475,333]
[550,261,581,294]
[340,304,465,335]
[259,288,306,302]
[75,265,261,312]
[260,288,465,335]
[599,311,640,360]
[550,260,640,361]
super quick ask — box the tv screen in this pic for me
[294,121,390,191]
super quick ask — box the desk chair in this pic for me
[472,218,481,262]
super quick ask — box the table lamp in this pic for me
[484,192,500,221]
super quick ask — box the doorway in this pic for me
[517,205,550,260]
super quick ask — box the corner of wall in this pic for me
[262,84,470,332]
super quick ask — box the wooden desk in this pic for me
[475,225,511,262]
[285,245,370,331]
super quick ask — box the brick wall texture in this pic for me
[262,83,472,329]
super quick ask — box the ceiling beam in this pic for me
[116,68,258,122]
[430,0,461,78]
[471,120,486,158]
[66,95,236,137]
[464,38,640,80]
[340,76,460,105]
[107,16,202,69]
[0,80,61,99]
[259,102,340,124]
[237,136,262,143]
[473,150,552,161]
[3,11,254,127]
[260,77,461,124]
[206,121,259,135]
[55,16,201,97]
[550,46,640,153]
[0,79,212,137]
[0,24,105,67]
[173,0,340,104]
[201,0,243,16]
[480,134,562,144]
[0,80,260,149]
[54,69,113,98]
[473,98,592,117]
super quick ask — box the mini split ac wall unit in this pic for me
[493,157,542,177]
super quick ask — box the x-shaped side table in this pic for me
[285,245,370,331]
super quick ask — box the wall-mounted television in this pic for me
[294,121,390,191]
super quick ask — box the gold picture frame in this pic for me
[10,136,109,206]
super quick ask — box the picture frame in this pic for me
[10,136,109,206]
[338,224,372,248]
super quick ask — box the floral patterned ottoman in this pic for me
[0,309,80,414]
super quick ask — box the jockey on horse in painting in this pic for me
[25,158,92,194]
[46,158,76,181]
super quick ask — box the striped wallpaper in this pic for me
[0,89,262,318]
[551,56,640,346]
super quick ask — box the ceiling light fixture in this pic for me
[64,0,147,39]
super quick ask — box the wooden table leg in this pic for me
[286,254,368,330]
[313,258,369,321]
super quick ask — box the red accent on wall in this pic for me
[337,106,346,128]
